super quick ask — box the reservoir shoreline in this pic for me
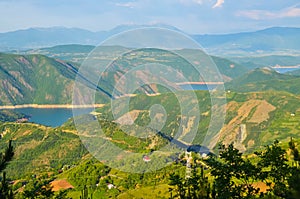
[0,104,105,110]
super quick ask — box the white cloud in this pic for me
[284,7,300,17]
[237,5,300,20]
[178,0,205,5]
[115,2,136,8]
[212,0,224,8]
[179,0,225,8]
[192,0,205,4]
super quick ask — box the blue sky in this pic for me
[0,0,300,34]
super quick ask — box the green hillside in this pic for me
[1,90,300,197]
[226,67,300,94]
[0,110,27,122]
[210,55,248,80]
[97,90,300,152]
[26,45,248,78]
[0,49,249,105]
[0,53,76,105]
[287,68,300,76]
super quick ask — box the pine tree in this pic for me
[80,185,93,199]
[0,140,14,199]
[288,138,300,199]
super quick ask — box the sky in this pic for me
[0,0,300,34]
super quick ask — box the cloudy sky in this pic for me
[0,0,300,34]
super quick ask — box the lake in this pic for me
[179,83,219,90]
[13,85,216,127]
[273,67,300,73]
[15,108,94,127]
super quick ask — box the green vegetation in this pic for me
[0,53,75,105]
[0,93,299,198]
[0,49,248,106]
[0,110,27,122]
[0,122,87,178]
[0,140,14,198]
[168,140,300,199]
[226,68,300,95]
[1,46,300,198]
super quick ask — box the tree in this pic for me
[53,190,69,199]
[169,173,185,199]
[188,166,210,198]
[206,143,261,199]
[287,138,300,199]
[80,185,93,199]
[22,176,54,199]
[256,140,291,198]
[0,140,14,199]
[289,137,300,167]
[168,153,211,199]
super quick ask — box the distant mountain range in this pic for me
[0,24,181,51]
[1,25,300,55]
[193,27,300,55]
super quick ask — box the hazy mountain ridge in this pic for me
[1,26,300,56]
[193,27,300,55]
[0,24,181,50]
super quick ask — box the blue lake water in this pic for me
[274,68,300,73]
[179,84,219,90]
[12,84,215,127]
[15,108,94,127]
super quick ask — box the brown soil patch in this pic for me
[226,101,239,112]
[51,179,74,191]
[21,130,32,136]
[247,139,255,148]
[209,100,274,149]
[248,100,276,124]
[115,110,144,125]
[179,116,196,141]
[252,182,269,193]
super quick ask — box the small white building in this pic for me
[107,183,115,189]
[143,155,151,162]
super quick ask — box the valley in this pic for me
[1,26,300,198]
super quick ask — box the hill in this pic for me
[287,68,300,76]
[0,53,77,105]
[0,52,116,105]
[25,45,248,79]
[0,49,248,105]
[1,90,300,197]
[0,110,27,122]
[96,90,300,152]
[24,44,95,64]
[226,67,300,94]
[0,113,170,178]
[230,55,300,69]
